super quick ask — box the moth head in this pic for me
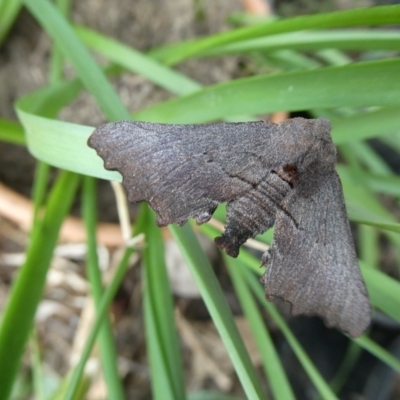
[277,118,337,175]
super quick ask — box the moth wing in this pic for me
[264,171,371,337]
[88,120,279,230]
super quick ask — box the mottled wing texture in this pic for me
[89,120,292,256]
[88,118,371,336]
[263,170,371,337]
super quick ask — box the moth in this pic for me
[88,117,371,337]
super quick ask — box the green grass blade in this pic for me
[74,26,255,122]
[82,177,125,399]
[340,171,400,234]
[359,225,380,269]
[31,161,52,227]
[16,111,114,179]
[226,256,295,400]
[0,0,22,44]
[75,25,201,96]
[149,5,400,64]
[31,330,45,400]
[23,0,130,121]
[188,392,244,400]
[0,171,80,400]
[49,0,71,84]
[64,240,135,400]
[170,224,265,400]
[139,206,186,400]
[200,30,400,57]
[17,78,84,118]
[354,335,400,372]
[329,341,363,393]
[50,373,89,400]
[361,262,400,324]
[135,59,400,123]
[345,142,392,174]
[201,220,400,385]
[358,172,400,197]
[331,107,400,145]
[0,118,25,145]
[240,265,338,400]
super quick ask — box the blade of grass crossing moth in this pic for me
[225,256,295,400]
[15,107,400,237]
[137,206,186,400]
[170,224,265,399]
[240,266,339,400]
[0,171,80,400]
[82,177,125,399]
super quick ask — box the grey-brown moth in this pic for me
[88,117,371,337]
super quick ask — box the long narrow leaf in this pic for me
[226,256,295,400]
[75,25,201,96]
[170,224,265,400]
[241,266,338,400]
[149,5,400,64]
[0,118,25,145]
[22,0,130,121]
[82,177,125,399]
[354,335,400,373]
[0,171,80,400]
[200,30,400,57]
[140,207,186,400]
[64,241,136,400]
[0,0,22,44]
[135,59,400,123]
